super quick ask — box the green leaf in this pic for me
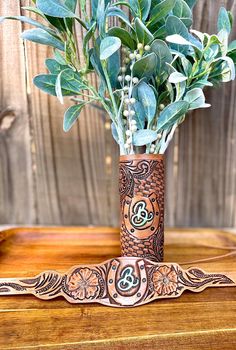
[54,50,67,65]
[228,46,236,65]
[90,46,103,78]
[148,0,176,27]
[61,69,87,94]
[204,47,218,61]
[191,76,213,89]
[65,0,77,12]
[217,29,229,55]
[180,56,192,76]
[97,0,105,35]
[46,16,67,32]
[33,74,58,96]
[91,0,110,18]
[63,104,84,132]
[100,36,121,60]
[0,16,55,34]
[168,72,187,83]
[151,39,172,73]
[21,29,64,51]
[106,7,132,28]
[166,33,201,53]
[135,18,154,45]
[165,62,176,74]
[184,0,197,9]
[45,58,67,74]
[91,0,99,17]
[166,33,190,45]
[228,11,234,30]
[22,6,46,18]
[39,0,75,32]
[33,70,85,96]
[137,82,157,124]
[83,21,96,58]
[172,0,192,28]
[218,7,231,34]
[107,51,120,88]
[191,80,213,89]
[132,52,157,79]
[133,101,145,129]
[190,29,204,43]
[111,123,119,144]
[108,27,135,50]
[55,69,67,103]
[153,25,167,40]
[184,88,210,110]
[36,0,76,18]
[2,11,69,33]
[133,129,158,146]
[158,91,169,105]
[166,15,189,53]
[90,45,106,95]
[188,33,204,50]
[80,0,87,14]
[228,40,236,52]
[157,100,189,132]
[213,56,235,81]
[129,0,151,21]
[176,81,187,101]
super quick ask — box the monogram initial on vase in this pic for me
[123,193,160,239]
[131,200,154,227]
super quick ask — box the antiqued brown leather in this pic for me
[0,257,235,308]
[119,154,164,262]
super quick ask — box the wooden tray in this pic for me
[0,227,236,350]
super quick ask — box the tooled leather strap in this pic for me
[0,257,235,308]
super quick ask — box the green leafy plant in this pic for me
[1,1,236,155]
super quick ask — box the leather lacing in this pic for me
[180,243,236,266]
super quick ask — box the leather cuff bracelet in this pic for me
[0,257,235,308]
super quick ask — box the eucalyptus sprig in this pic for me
[1,0,236,155]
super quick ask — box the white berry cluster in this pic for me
[124,119,137,149]
[122,83,138,150]
[117,43,152,152]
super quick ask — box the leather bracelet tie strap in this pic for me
[0,257,235,308]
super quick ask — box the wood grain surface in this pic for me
[0,0,236,227]
[0,2,34,223]
[0,226,236,349]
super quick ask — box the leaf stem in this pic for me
[127,63,135,155]
[87,85,114,118]
[77,91,100,99]
[102,61,125,154]
[159,123,178,154]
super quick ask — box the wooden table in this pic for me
[0,227,236,350]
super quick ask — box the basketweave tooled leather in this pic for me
[119,154,164,262]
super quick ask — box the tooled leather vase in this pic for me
[119,154,164,262]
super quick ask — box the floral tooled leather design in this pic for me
[68,268,100,300]
[119,155,165,262]
[0,257,234,308]
[153,265,178,295]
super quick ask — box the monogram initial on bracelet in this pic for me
[117,266,140,292]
